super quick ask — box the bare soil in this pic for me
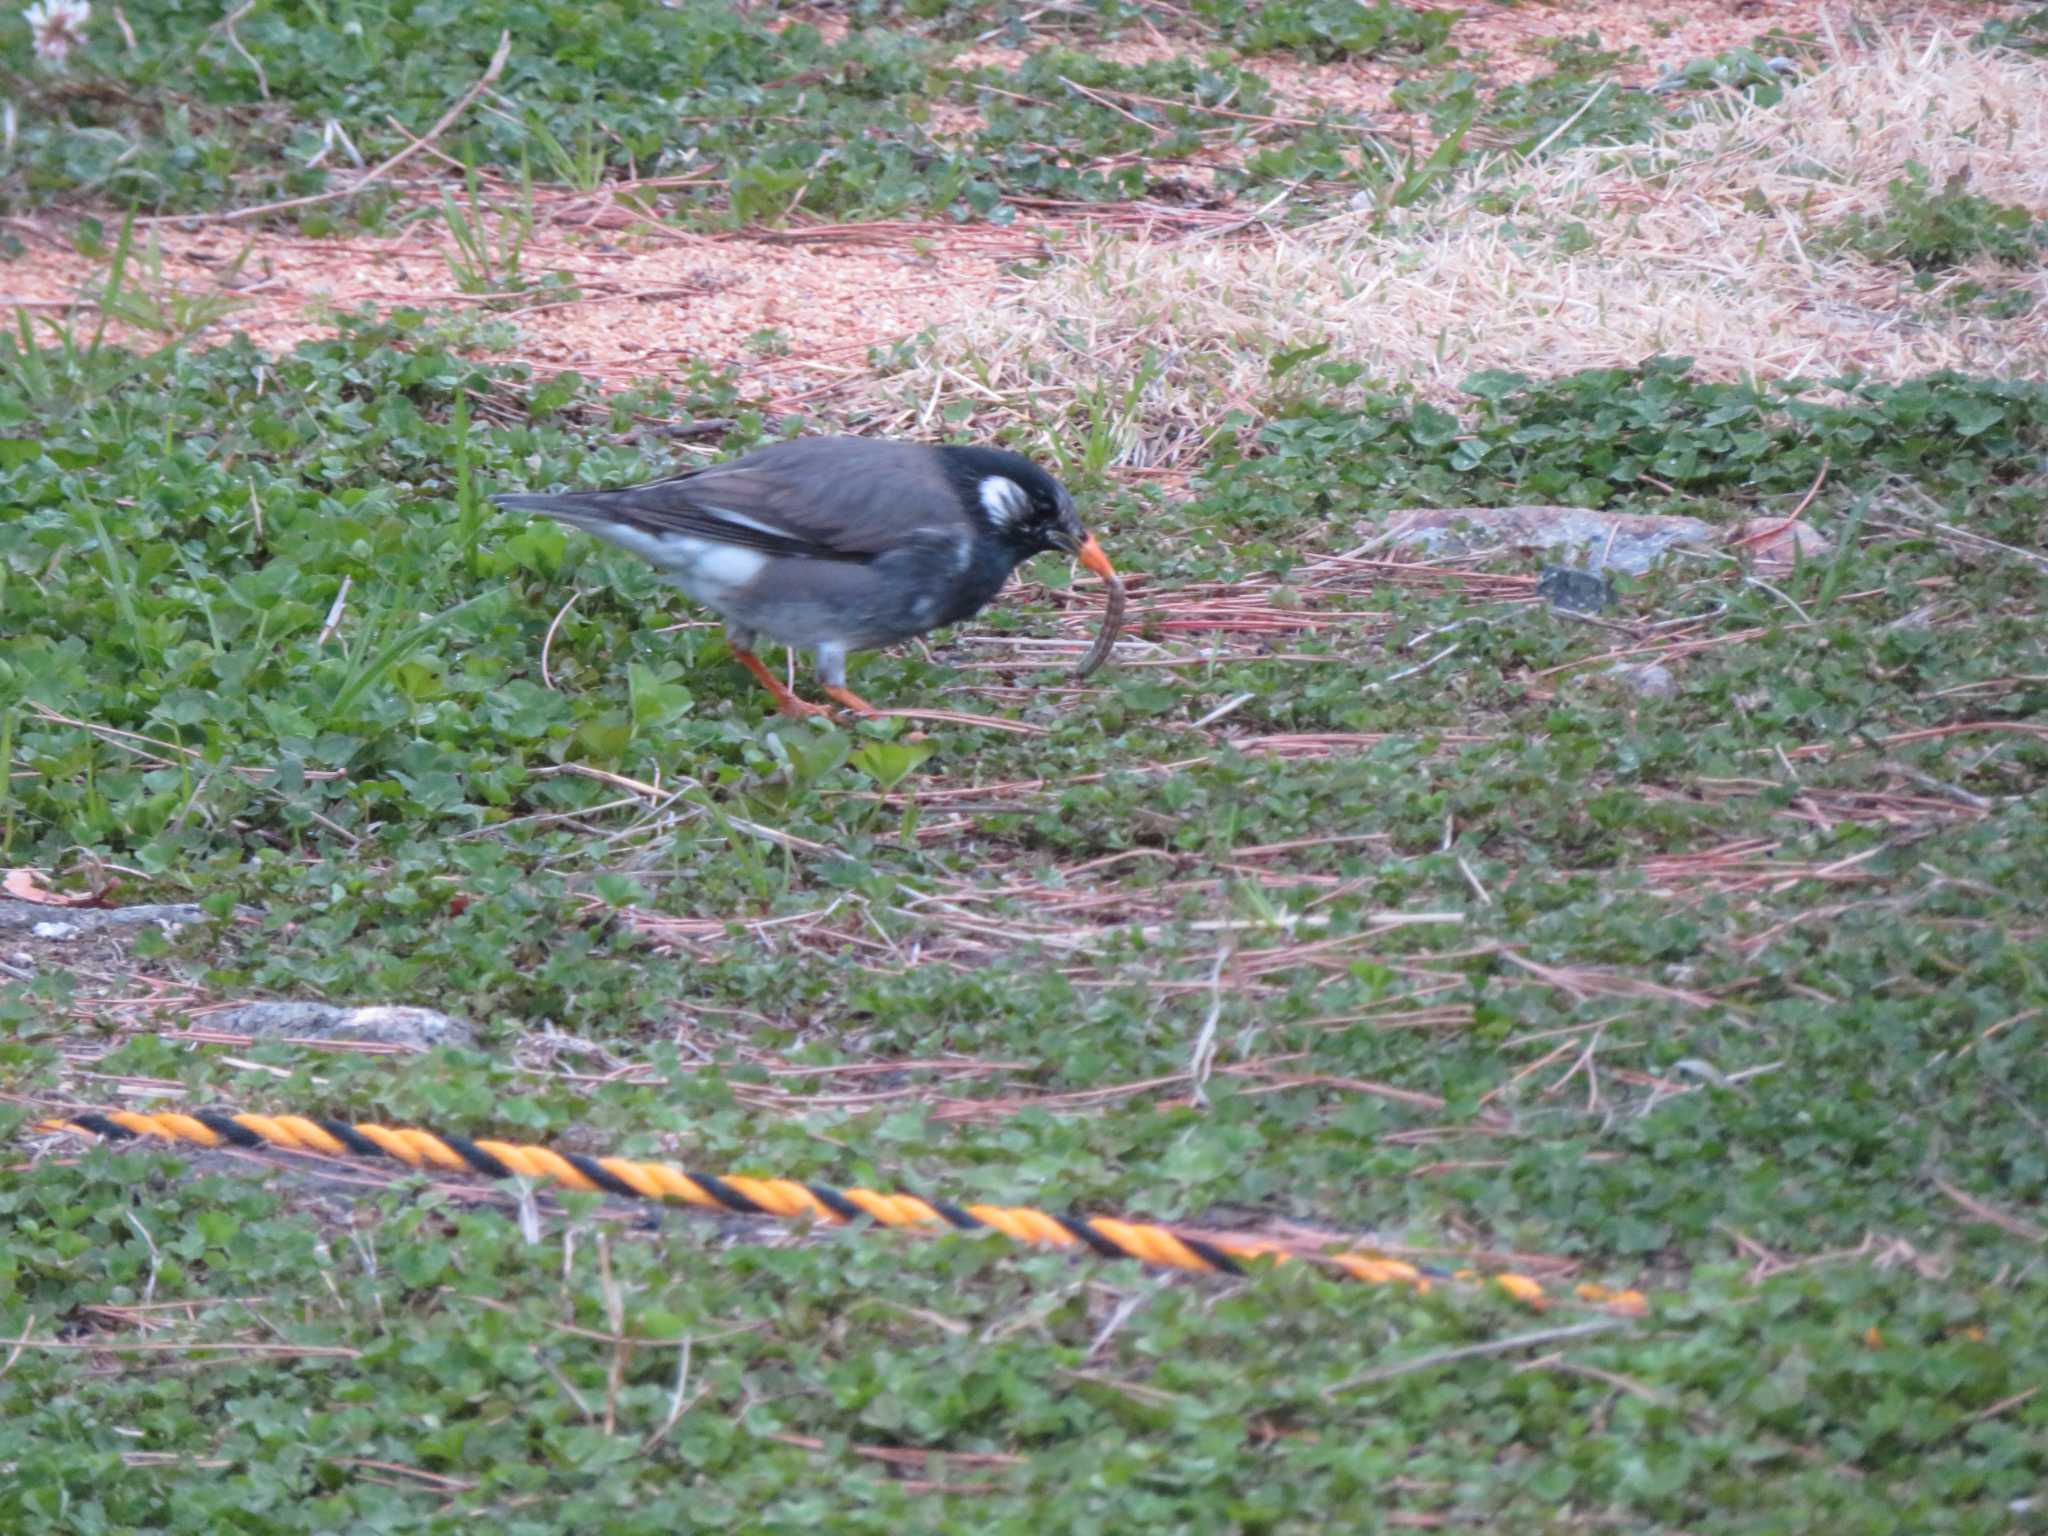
[0,1,2010,406]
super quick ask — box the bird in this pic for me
[491,436,1117,719]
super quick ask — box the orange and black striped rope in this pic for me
[39,1107,1647,1315]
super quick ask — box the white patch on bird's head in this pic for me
[979,474,1033,528]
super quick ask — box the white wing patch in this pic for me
[979,475,1033,527]
[684,540,771,594]
[583,523,767,602]
[695,503,788,540]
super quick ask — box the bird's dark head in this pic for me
[938,445,1116,582]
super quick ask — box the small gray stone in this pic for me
[1603,662,1677,700]
[1537,565,1618,613]
[210,1001,474,1051]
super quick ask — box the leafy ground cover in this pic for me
[5,306,2044,1534]
[0,0,1822,234]
[3,4,2046,1533]
[0,0,1395,224]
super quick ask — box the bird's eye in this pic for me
[978,475,1032,527]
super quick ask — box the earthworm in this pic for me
[1072,571,1126,679]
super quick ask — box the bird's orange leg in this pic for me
[821,685,881,718]
[732,649,828,719]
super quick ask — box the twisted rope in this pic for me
[39,1108,1646,1314]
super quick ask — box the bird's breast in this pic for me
[921,537,1022,629]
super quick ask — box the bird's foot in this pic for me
[733,649,832,720]
[822,685,882,719]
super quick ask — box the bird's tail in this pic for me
[489,492,617,527]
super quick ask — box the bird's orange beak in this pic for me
[1075,533,1117,583]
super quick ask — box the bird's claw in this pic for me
[822,686,882,720]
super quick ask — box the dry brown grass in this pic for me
[881,21,2048,464]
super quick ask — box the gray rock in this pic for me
[208,1001,475,1051]
[1537,565,1617,613]
[0,899,217,933]
[1381,506,1716,576]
